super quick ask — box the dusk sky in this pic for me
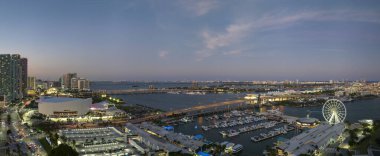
[1,0,380,81]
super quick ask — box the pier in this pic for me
[251,126,295,142]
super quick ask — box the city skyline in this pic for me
[1,0,380,81]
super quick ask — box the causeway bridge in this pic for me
[129,99,247,123]
[94,89,208,95]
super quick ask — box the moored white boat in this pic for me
[232,144,244,153]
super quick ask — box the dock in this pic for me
[222,121,281,138]
[251,126,295,142]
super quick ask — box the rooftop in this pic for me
[297,117,319,124]
[40,96,83,103]
[125,123,181,152]
[278,122,345,156]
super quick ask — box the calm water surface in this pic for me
[115,93,245,111]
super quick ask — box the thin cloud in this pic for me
[182,0,218,16]
[223,50,242,56]
[158,50,169,59]
[202,22,251,50]
[196,10,380,61]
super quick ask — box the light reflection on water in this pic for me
[198,116,203,125]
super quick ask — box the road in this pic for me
[129,99,245,123]
[0,106,48,156]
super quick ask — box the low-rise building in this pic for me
[138,122,204,152]
[38,96,91,117]
[295,115,320,128]
[59,127,134,155]
[90,101,127,117]
[277,122,345,156]
[125,123,182,153]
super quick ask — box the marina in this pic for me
[94,83,380,156]
[172,108,300,156]
[201,110,266,131]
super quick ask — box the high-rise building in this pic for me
[71,78,79,90]
[53,81,61,88]
[0,54,27,102]
[78,78,90,91]
[27,76,36,90]
[21,58,28,96]
[36,80,49,90]
[61,73,77,89]
[71,77,90,91]
[48,81,61,88]
[0,54,11,100]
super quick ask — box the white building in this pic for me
[125,123,182,153]
[58,127,131,155]
[38,96,91,117]
[277,122,345,156]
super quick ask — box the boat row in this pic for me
[219,121,279,137]
[180,116,193,123]
[250,125,295,142]
[167,91,207,95]
[185,91,206,95]
[205,110,255,121]
[202,115,267,131]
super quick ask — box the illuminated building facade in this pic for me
[20,58,28,96]
[27,76,36,90]
[71,77,90,91]
[0,54,27,102]
[61,73,77,90]
[38,96,92,117]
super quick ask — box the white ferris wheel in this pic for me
[322,99,346,124]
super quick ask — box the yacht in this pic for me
[167,91,180,94]
[180,117,193,123]
[251,136,260,142]
[225,143,235,153]
[202,126,209,131]
[219,131,228,136]
[227,130,240,137]
[232,144,244,153]
[260,133,267,137]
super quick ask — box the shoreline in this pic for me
[114,93,380,111]
[275,96,380,108]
